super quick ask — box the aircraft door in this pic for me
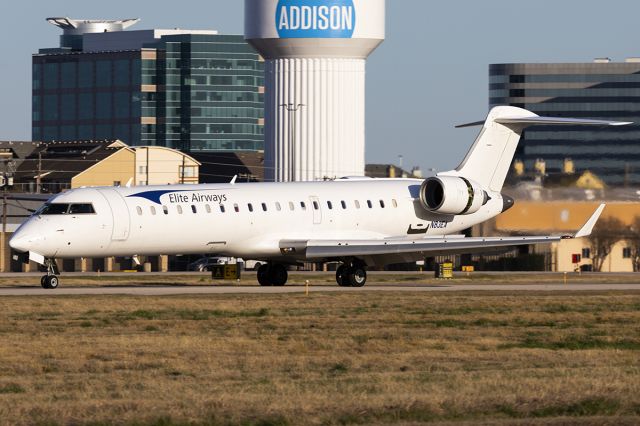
[309,196,322,225]
[97,188,131,240]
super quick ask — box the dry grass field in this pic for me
[0,291,639,425]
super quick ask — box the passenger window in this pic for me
[313,201,319,210]
[262,203,267,212]
[341,201,347,209]
[220,204,226,213]
[300,202,307,210]
[276,202,282,211]
[248,203,254,212]
[136,206,143,216]
[392,199,398,208]
[354,200,361,209]
[163,205,169,215]
[205,204,212,213]
[177,205,183,214]
[327,201,333,210]
[234,203,240,213]
[367,200,373,208]
[191,205,197,214]
[380,200,385,208]
[150,206,157,215]
[289,202,295,211]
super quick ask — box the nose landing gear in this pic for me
[41,258,60,289]
[41,275,59,289]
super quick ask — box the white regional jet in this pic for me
[10,107,624,289]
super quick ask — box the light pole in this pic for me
[280,103,305,181]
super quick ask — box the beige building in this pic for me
[133,146,199,186]
[71,142,136,188]
[552,238,632,273]
[71,143,200,188]
[494,201,639,272]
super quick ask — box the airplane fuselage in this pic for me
[11,178,504,261]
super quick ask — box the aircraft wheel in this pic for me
[336,265,349,287]
[41,276,49,289]
[347,267,367,287]
[257,264,271,286]
[48,276,60,289]
[43,275,59,290]
[268,264,288,286]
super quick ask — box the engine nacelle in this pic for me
[419,176,489,215]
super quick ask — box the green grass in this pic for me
[118,308,271,321]
[0,383,26,394]
[502,335,640,351]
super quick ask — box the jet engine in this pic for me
[419,176,489,215]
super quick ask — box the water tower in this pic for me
[245,0,385,181]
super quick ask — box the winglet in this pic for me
[574,204,606,238]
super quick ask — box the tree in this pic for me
[589,217,627,272]
[627,216,640,272]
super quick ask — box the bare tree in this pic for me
[589,217,627,272]
[627,216,640,272]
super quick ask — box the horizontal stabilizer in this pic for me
[495,116,632,127]
[455,120,485,129]
[456,116,632,128]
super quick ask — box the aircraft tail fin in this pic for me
[441,106,630,192]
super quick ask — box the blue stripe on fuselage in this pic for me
[127,190,191,204]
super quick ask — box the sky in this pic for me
[1,0,639,173]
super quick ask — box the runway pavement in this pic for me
[0,283,639,296]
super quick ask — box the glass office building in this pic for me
[159,34,264,152]
[489,61,640,186]
[33,20,264,152]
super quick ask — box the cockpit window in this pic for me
[38,204,70,215]
[69,204,95,214]
[38,203,95,215]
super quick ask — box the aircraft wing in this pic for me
[280,235,562,265]
[279,204,605,266]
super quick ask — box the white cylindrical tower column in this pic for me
[266,58,366,181]
[245,0,385,181]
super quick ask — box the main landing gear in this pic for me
[41,258,60,290]
[336,260,367,287]
[255,261,368,288]
[257,263,288,286]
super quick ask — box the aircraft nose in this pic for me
[9,232,43,253]
[9,232,30,253]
